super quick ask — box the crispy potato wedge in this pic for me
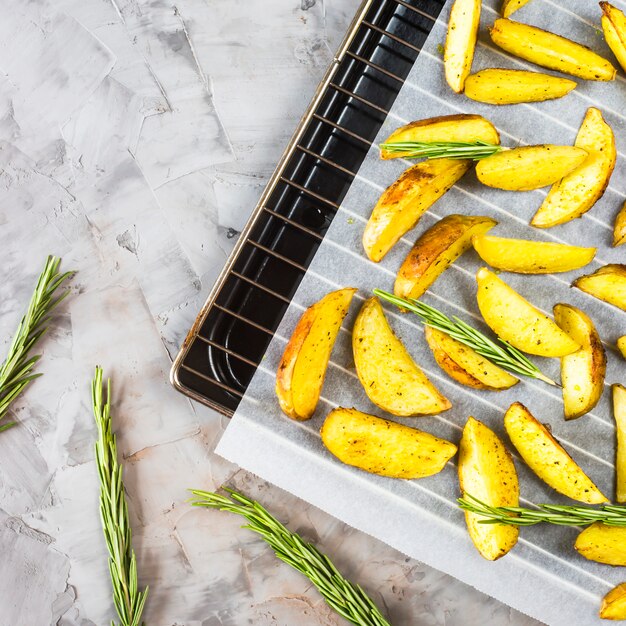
[601,2,626,74]
[395,214,497,300]
[613,201,626,246]
[476,267,580,357]
[504,402,607,503]
[601,583,626,621]
[459,417,519,560]
[618,336,626,359]
[380,114,500,160]
[613,384,626,503]
[573,264,626,311]
[476,145,588,191]
[531,108,616,228]
[321,407,457,479]
[472,235,596,274]
[501,0,531,17]
[276,288,356,420]
[363,160,471,262]
[464,69,576,105]
[575,523,626,566]
[444,0,481,93]
[425,326,518,390]
[353,298,451,416]
[553,304,606,420]
[489,18,617,81]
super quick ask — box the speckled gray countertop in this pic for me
[0,1,542,624]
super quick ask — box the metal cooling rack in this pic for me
[171,0,447,415]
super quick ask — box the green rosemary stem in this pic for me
[190,488,391,626]
[93,367,148,626]
[380,140,504,160]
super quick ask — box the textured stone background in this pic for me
[0,0,540,624]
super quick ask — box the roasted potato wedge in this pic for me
[501,0,531,17]
[425,326,518,390]
[553,304,606,420]
[601,2,626,74]
[531,108,616,228]
[464,69,576,105]
[353,298,451,416]
[395,214,497,300]
[573,264,626,311]
[381,114,500,160]
[444,0,481,93]
[363,160,471,262]
[321,407,457,479]
[458,417,519,560]
[489,18,617,81]
[575,523,626,566]
[618,336,626,359]
[472,235,596,274]
[504,402,607,504]
[613,200,626,247]
[276,288,356,420]
[476,267,580,357]
[476,145,588,191]
[601,583,626,621]
[613,384,626,503]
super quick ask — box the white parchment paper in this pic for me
[216,1,626,623]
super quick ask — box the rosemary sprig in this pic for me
[373,289,557,386]
[380,140,504,161]
[459,494,626,527]
[93,367,148,626]
[0,255,73,431]
[190,488,390,626]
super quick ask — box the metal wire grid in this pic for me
[171,0,447,415]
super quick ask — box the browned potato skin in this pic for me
[614,201,626,246]
[601,582,626,620]
[575,523,626,566]
[320,407,457,479]
[573,264,626,311]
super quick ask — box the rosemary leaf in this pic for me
[380,140,504,161]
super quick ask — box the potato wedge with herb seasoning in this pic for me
[363,160,471,262]
[575,523,626,566]
[601,583,626,621]
[504,402,608,504]
[531,108,616,228]
[276,288,356,420]
[472,235,596,274]
[425,326,518,390]
[475,145,588,191]
[476,267,580,357]
[553,304,606,420]
[464,69,576,105]
[573,264,626,311]
[321,407,457,479]
[489,18,617,81]
[395,214,497,300]
[444,0,481,93]
[380,114,500,160]
[353,298,451,416]
[613,384,626,503]
[618,336,626,359]
[613,201,626,246]
[601,2,626,74]
[501,0,531,17]
[459,417,519,560]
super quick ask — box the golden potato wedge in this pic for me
[501,0,531,17]
[531,108,616,228]
[464,69,576,105]
[553,304,606,420]
[380,114,500,160]
[472,235,596,274]
[601,2,626,74]
[459,417,519,560]
[363,160,471,262]
[613,384,626,503]
[613,201,626,247]
[489,18,617,81]
[575,523,626,566]
[276,288,356,420]
[573,264,626,311]
[476,267,580,357]
[601,583,626,621]
[424,326,518,390]
[444,0,481,93]
[395,214,497,300]
[504,402,608,504]
[321,407,457,479]
[353,298,451,416]
[476,145,588,191]
[618,336,626,359]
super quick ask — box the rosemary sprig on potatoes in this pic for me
[379,139,504,161]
